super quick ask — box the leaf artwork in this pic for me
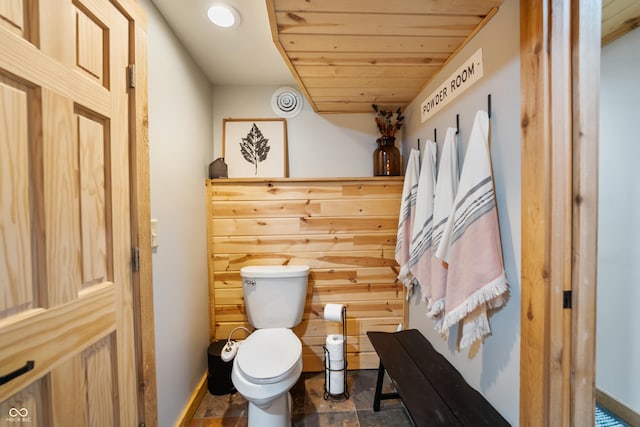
[239,123,271,175]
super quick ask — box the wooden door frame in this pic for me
[569,1,600,424]
[519,1,600,426]
[115,0,158,425]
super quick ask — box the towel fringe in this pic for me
[459,310,491,349]
[426,298,445,320]
[399,271,418,302]
[440,273,509,335]
[426,298,446,334]
[398,267,414,288]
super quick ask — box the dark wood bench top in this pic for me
[367,329,510,427]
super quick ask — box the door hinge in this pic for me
[127,64,136,88]
[563,290,572,309]
[132,247,140,272]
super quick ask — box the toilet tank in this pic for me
[240,265,310,329]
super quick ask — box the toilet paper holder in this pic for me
[322,305,349,401]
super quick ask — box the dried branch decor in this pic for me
[372,104,405,138]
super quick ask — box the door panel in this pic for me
[43,89,82,305]
[78,111,109,288]
[76,7,105,83]
[0,378,47,426]
[0,0,29,39]
[82,334,117,426]
[0,0,137,425]
[50,355,86,425]
[0,75,34,320]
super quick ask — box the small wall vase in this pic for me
[373,136,401,176]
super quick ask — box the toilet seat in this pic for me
[235,328,301,385]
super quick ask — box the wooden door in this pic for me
[520,1,600,426]
[0,0,139,425]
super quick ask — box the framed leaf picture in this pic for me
[222,118,288,178]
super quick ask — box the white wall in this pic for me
[402,0,521,424]
[212,85,381,177]
[597,27,640,413]
[140,1,213,425]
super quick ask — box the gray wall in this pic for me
[597,26,640,413]
[402,0,521,424]
[140,1,212,425]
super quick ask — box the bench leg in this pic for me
[373,360,385,412]
[373,359,401,412]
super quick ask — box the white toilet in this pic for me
[231,265,310,427]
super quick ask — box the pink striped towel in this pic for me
[437,110,509,349]
[408,140,437,301]
[395,149,421,295]
[427,128,459,331]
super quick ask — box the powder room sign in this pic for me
[222,118,288,178]
[421,48,484,123]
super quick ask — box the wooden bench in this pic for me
[367,329,511,426]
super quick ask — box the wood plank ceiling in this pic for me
[602,0,640,46]
[267,0,639,115]
[266,0,503,114]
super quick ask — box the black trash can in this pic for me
[207,341,235,395]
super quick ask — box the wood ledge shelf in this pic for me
[206,176,405,184]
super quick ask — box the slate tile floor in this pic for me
[190,369,413,427]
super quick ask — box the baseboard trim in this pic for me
[596,388,640,426]
[175,372,208,427]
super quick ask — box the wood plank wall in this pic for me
[206,177,407,371]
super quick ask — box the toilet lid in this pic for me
[236,328,301,384]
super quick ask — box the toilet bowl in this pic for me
[232,328,302,426]
[231,265,309,427]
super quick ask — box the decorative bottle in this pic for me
[373,136,401,176]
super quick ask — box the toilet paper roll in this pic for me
[326,358,344,370]
[325,358,345,395]
[329,370,345,395]
[325,334,344,360]
[323,303,344,322]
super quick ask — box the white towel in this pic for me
[395,149,421,294]
[408,141,437,301]
[438,110,509,349]
[427,128,459,330]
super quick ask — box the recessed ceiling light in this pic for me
[207,4,240,28]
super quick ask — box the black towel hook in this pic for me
[434,128,437,143]
[488,94,492,118]
[456,114,460,135]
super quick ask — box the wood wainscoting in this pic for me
[206,177,407,371]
